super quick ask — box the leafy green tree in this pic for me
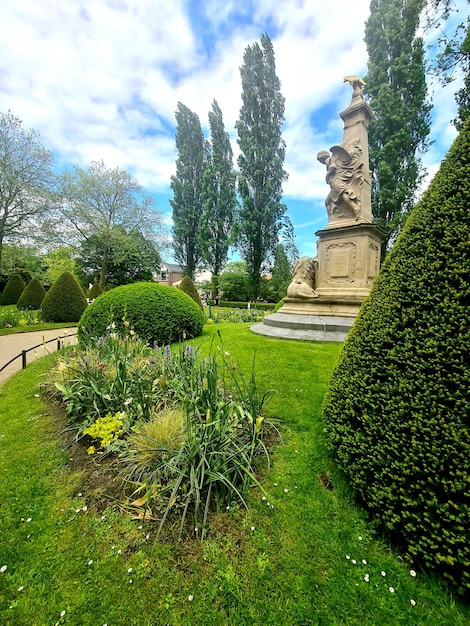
[76,227,161,288]
[268,243,292,302]
[235,34,289,300]
[425,3,469,129]
[49,160,163,288]
[0,242,46,287]
[365,0,431,252]
[219,261,250,302]
[0,111,54,265]
[44,246,77,285]
[200,100,237,299]
[170,103,208,280]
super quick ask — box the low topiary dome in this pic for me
[41,271,88,322]
[178,275,204,310]
[17,278,46,310]
[77,282,205,346]
[0,274,26,305]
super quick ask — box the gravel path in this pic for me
[0,329,77,386]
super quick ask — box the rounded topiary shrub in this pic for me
[0,274,26,305]
[178,275,204,310]
[77,282,205,346]
[41,271,88,322]
[323,119,470,594]
[87,282,103,300]
[17,278,46,310]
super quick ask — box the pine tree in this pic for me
[170,103,208,280]
[200,100,237,299]
[235,34,289,299]
[365,0,431,252]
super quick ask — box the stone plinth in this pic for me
[314,221,385,303]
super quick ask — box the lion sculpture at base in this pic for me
[286,256,318,299]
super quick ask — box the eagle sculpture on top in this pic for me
[343,75,366,99]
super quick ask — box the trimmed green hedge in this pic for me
[87,282,103,300]
[208,300,276,311]
[78,282,205,346]
[17,278,46,310]
[0,274,26,305]
[323,119,470,594]
[41,271,88,323]
[179,275,203,310]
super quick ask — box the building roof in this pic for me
[162,262,183,273]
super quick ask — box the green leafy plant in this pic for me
[0,306,40,329]
[83,411,125,453]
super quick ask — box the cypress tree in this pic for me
[235,34,289,299]
[170,103,208,280]
[365,0,431,252]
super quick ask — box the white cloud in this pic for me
[0,0,463,259]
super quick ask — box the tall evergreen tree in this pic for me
[235,34,289,300]
[269,243,292,302]
[365,0,431,252]
[170,103,208,280]
[200,100,237,299]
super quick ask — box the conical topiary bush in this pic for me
[17,278,47,310]
[323,118,470,594]
[178,275,204,310]
[87,282,103,300]
[40,271,88,323]
[0,274,26,305]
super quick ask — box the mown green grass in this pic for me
[0,324,468,625]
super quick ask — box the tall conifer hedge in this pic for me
[323,120,470,594]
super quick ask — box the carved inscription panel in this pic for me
[325,242,356,284]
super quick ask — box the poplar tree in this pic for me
[170,103,208,279]
[365,0,431,251]
[200,100,236,299]
[235,34,289,300]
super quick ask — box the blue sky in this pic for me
[0,0,466,263]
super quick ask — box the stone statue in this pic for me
[286,257,318,299]
[317,139,364,221]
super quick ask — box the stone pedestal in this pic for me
[252,79,385,340]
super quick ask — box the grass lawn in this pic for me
[0,323,468,625]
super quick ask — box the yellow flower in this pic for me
[87,446,96,455]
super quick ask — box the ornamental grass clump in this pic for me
[323,118,470,594]
[121,348,274,538]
